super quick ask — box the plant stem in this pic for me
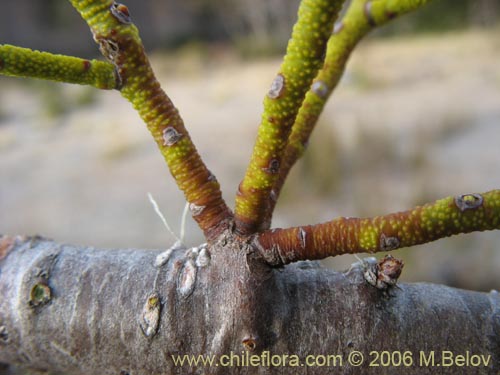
[263,0,434,229]
[0,44,118,89]
[255,190,500,265]
[68,0,232,240]
[234,0,344,235]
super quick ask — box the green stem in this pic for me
[234,0,344,235]
[255,190,500,266]
[263,0,433,229]
[0,44,118,89]
[67,0,232,240]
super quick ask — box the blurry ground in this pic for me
[1,29,499,291]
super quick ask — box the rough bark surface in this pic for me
[0,235,498,374]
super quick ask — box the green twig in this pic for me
[262,0,433,229]
[234,0,344,235]
[0,44,118,89]
[66,0,232,240]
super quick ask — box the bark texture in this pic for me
[0,235,498,374]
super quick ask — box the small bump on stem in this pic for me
[365,255,404,290]
[162,126,183,146]
[270,189,278,202]
[311,80,329,99]
[177,259,197,298]
[268,74,285,99]
[29,283,52,308]
[189,203,205,217]
[139,292,161,338]
[262,159,280,174]
[377,255,404,286]
[454,193,483,212]
[195,245,211,268]
[242,336,258,351]
[333,21,344,34]
[380,233,400,251]
[207,171,216,182]
[82,60,91,71]
[110,2,132,24]
[364,1,377,27]
[298,227,307,249]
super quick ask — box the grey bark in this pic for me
[0,235,498,375]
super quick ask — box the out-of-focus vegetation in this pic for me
[0,0,498,56]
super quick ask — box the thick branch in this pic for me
[0,236,498,374]
[66,0,232,240]
[234,0,344,235]
[255,190,500,265]
[263,0,434,229]
[0,44,118,89]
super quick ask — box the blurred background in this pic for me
[0,0,499,291]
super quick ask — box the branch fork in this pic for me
[1,0,500,373]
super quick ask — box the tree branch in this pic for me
[0,44,118,89]
[255,190,500,266]
[262,0,434,229]
[63,0,232,239]
[234,0,344,235]
[0,235,498,374]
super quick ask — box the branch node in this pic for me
[189,203,205,217]
[195,244,211,268]
[207,170,216,182]
[177,259,197,298]
[311,80,329,99]
[82,59,91,71]
[333,21,344,34]
[162,127,183,147]
[139,292,161,338]
[363,255,404,290]
[267,74,285,99]
[262,159,280,175]
[298,227,307,249]
[242,336,258,352]
[455,193,484,212]
[380,233,400,251]
[29,283,52,308]
[110,2,132,25]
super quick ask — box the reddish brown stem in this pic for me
[254,190,500,266]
